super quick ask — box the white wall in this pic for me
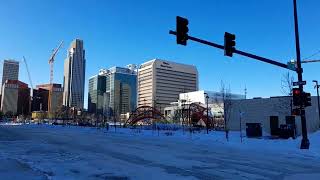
[228,96,320,136]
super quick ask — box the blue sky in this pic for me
[0,0,320,108]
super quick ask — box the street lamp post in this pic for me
[239,111,244,143]
[204,93,209,134]
[313,80,320,128]
[181,99,186,133]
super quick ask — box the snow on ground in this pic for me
[0,123,320,180]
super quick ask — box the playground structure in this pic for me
[124,103,218,129]
[124,105,166,126]
[188,103,214,128]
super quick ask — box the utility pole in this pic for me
[312,80,320,128]
[293,0,309,149]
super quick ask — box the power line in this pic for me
[303,49,320,60]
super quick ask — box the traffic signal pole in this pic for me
[293,0,309,149]
[170,0,310,149]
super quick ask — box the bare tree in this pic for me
[112,106,120,132]
[78,111,89,126]
[215,81,232,141]
[56,105,70,125]
[281,72,294,96]
[277,72,295,116]
[172,109,182,124]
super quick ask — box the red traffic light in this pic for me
[292,88,302,106]
[293,88,301,95]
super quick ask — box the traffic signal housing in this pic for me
[292,88,301,107]
[292,108,301,116]
[302,92,312,107]
[224,32,236,57]
[176,16,189,46]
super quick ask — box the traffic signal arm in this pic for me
[170,30,224,49]
[169,30,295,71]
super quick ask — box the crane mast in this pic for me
[48,41,63,115]
[49,41,63,84]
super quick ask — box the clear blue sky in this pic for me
[0,0,320,109]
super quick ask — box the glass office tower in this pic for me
[88,75,106,114]
[88,65,137,117]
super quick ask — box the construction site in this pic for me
[0,41,64,120]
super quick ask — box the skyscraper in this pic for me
[105,66,137,116]
[88,66,137,117]
[63,39,86,109]
[138,59,198,109]
[2,59,19,86]
[88,74,106,114]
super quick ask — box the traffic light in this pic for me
[176,16,189,46]
[292,108,301,116]
[224,32,236,57]
[292,88,301,106]
[302,92,312,107]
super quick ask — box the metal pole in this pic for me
[182,101,185,134]
[315,81,320,128]
[206,94,209,134]
[293,0,309,149]
[240,111,242,143]
[317,84,320,128]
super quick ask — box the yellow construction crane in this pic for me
[48,41,63,115]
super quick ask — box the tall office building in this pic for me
[88,74,106,114]
[88,66,137,117]
[63,39,86,109]
[106,66,137,116]
[138,59,198,109]
[2,59,19,85]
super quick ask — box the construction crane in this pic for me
[23,56,33,114]
[48,41,63,115]
[48,41,63,84]
[23,56,33,93]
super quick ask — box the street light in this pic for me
[181,99,186,126]
[204,93,209,134]
[313,80,320,128]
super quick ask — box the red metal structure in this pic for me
[188,103,213,128]
[124,105,166,126]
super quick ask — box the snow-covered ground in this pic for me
[0,123,320,180]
